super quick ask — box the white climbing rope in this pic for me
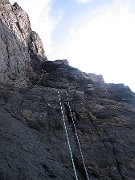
[66,92,90,180]
[35,70,46,86]
[57,90,78,180]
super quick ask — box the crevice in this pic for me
[64,103,72,124]
[74,156,88,180]
[41,164,57,179]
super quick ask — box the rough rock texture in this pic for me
[0,71,135,180]
[0,0,135,180]
[0,0,47,86]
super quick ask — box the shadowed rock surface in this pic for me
[0,0,135,180]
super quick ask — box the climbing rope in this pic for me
[57,90,79,180]
[66,92,90,180]
[35,70,46,86]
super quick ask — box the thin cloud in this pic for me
[9,0,135,92]
[51,0,135,92]
[75,0,92,3]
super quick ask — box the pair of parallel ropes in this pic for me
[34,72,91,179]
[57,90,91,180]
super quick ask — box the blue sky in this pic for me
[10,0,135,92]
[51,0,109,44]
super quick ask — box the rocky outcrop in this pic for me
[0,73,135,180]
[0,0,47,86]
[0,0,135,180]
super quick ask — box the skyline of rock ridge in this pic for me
[0,0,47,87]
[0,0,135,180]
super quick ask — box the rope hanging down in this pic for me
[57,90,79,180]
[66,92,90,180]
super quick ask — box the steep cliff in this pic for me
[0,1,135,180]
[0,0,47,86]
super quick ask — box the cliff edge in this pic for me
[0,1,135,180]
[0,0,47,86]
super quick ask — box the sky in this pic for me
[10,0,135,92]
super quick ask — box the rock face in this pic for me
[0,0,135,180]
[0,0,47,86]
[0,74,135,180]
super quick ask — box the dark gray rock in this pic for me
[0,0,135,180]
[0,0,47,87]
[0,77,135,180]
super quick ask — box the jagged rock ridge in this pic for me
[0,0,135,180]
[0,0,47,86]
